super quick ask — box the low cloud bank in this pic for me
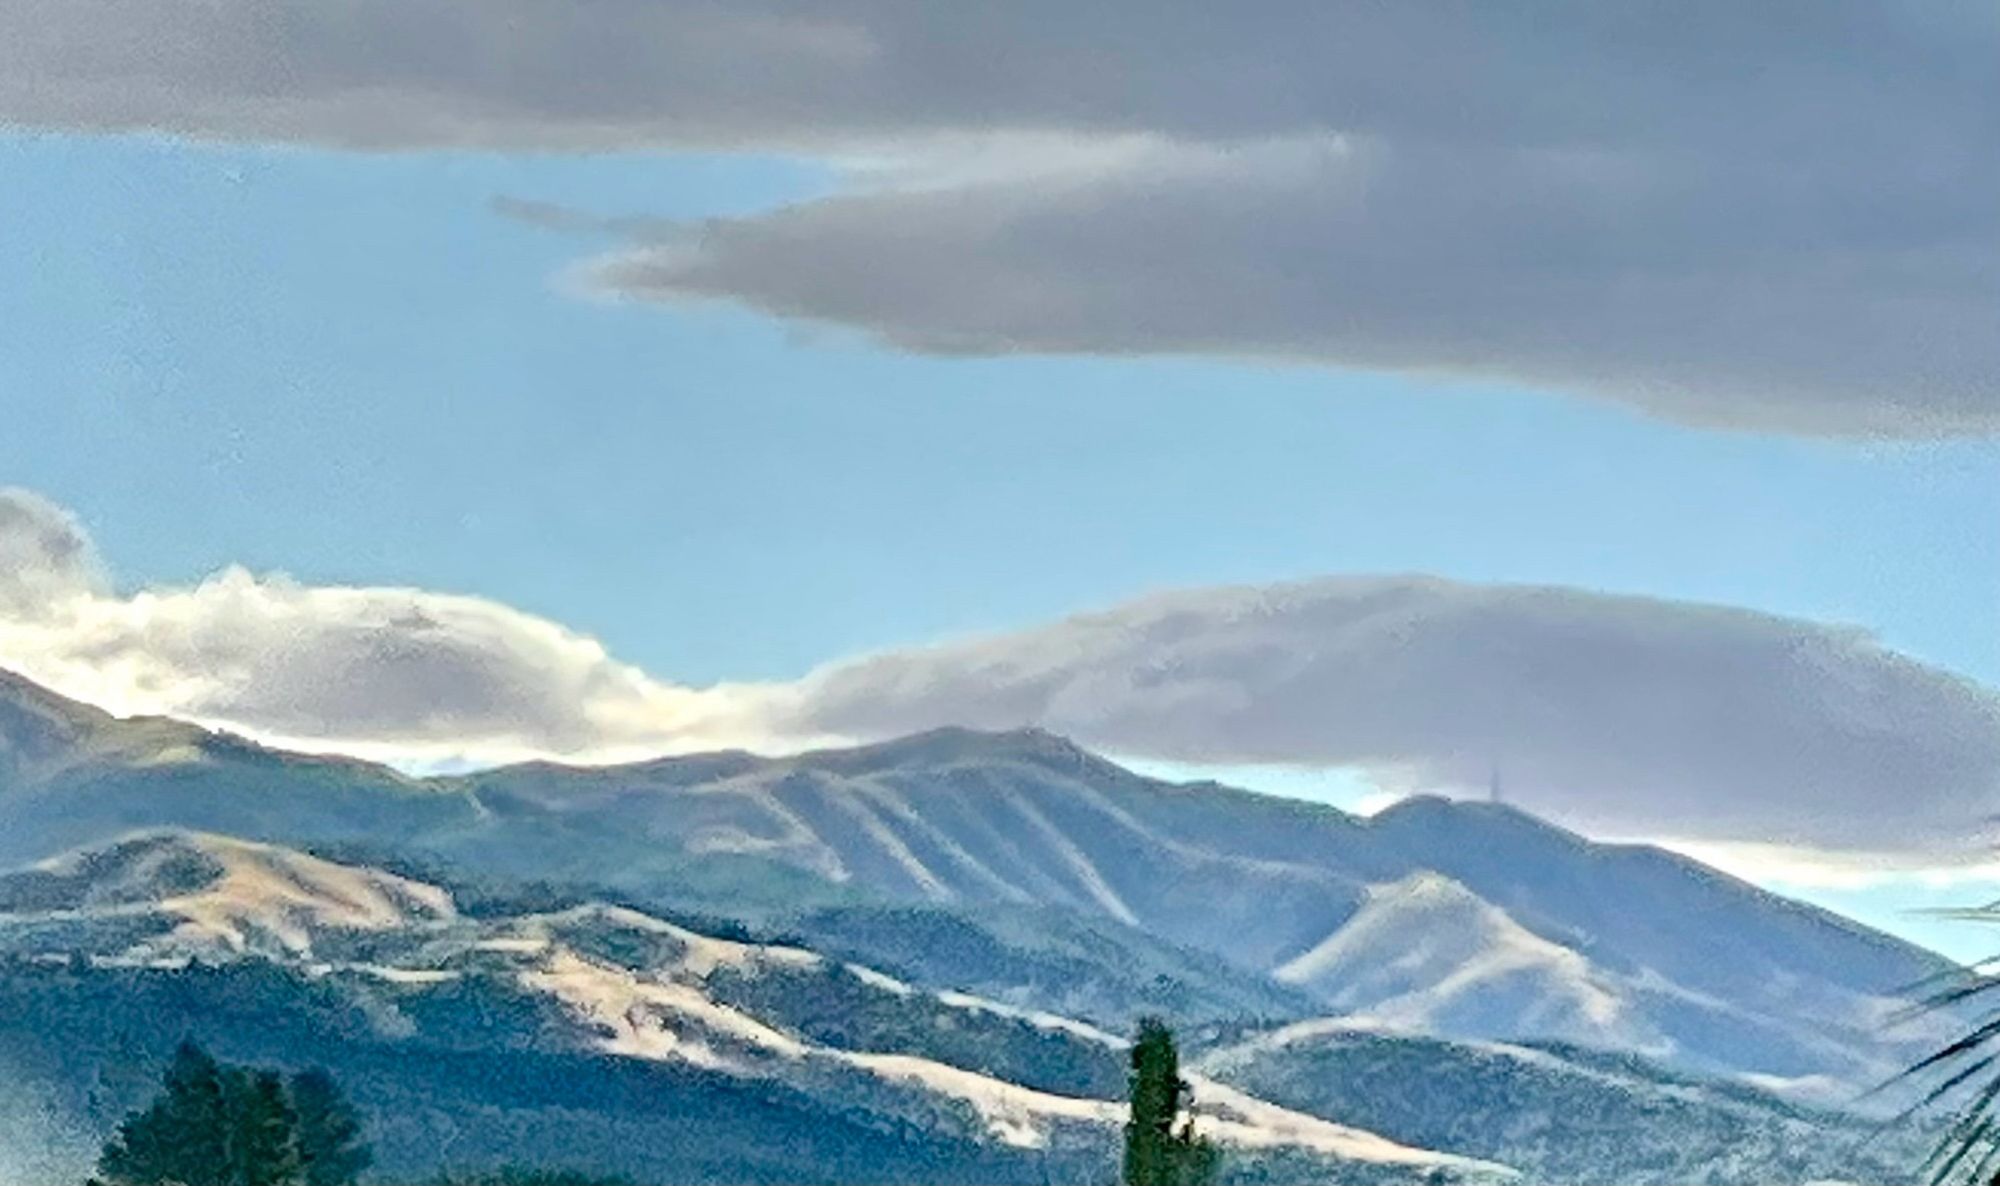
[4,488,1995,861]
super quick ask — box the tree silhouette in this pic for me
[290,1068,372,1186]
[1123,1018,1219,1186]
[232,1069,304,1186]
[97,1041,231,1185]
[95,1045,367,1186]
[1880,904,2000,1185]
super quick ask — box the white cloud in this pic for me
[0,491,773,764]
[4,1,1994,434]
[1353,792,1410,819]
[4,489,1999,864]
[1662,840,2000,892]
[774,576,2000,860]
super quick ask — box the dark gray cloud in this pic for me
[2,2,1989,153]
[0,489,105,616]
[780,576,2000,857]
[3,1,1995,433]
[594,131,2000,436]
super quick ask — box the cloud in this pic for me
[4,2,1988,155]
[0,489,107,617]
[774,576,2000,859]
[5,2,1996,434]
[1661,840,2000,892]
[590,131,2000,437]
[0,2,884,151]
[0,492,765,764]
[4,489,1999,862]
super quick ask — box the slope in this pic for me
[0,831,1496,1185]
[1274,872,1640,1046]
[0,668,1957,1097]
[1195,1019,1931,1184]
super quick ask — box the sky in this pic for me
[1,2,1998,958]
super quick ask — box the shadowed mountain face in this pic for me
[0,670,208,787]
[1192,1021,1931,1185]
[0,672,479,869]
[0,670,1958,1107]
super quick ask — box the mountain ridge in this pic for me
[0,829,1508,1184]
[0,667,1958,1100]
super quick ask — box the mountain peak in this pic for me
[1368,793,1595,852]
[792,724,1107,777]
[0,665,109,720]
[1275,868,1634,1044]
[0,666,217,786]
[0,665,115,773]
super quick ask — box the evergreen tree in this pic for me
[229,1069,304,1186]
[1122,1018,1219,1186]
[1124,1020,1178,1186]
[289,1068,372,1186]
[96,1048,362,1186]
[98,1040,231,1185]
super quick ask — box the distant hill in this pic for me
[1274,871,1637,1044]
[1194,1020,1929,1184]
[0,666,1957,1181]
[0,670,478,868]
[0,831,1496,1185]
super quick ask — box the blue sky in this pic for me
[6,135,1997,690]
[5,132,1998,957]
[0,4,1996,961]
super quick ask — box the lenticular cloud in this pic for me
[5,0,1992,435]
[777,576,2000,856]
[4,488,1997,861]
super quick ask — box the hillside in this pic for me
[1194,1020,1928,1184]
[443,735,1967,1092]
[1274,872,1639,1046]
[0,831,1496,1185]
[0,666,1960,1182]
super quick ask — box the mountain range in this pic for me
[0,667,1954,1183]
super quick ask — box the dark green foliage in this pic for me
[233,1069,305,1186]
[290,1068,373,1186]
[421,1172,633,1186]
[1123,1019,1219,1186]
[94,1040,366,1186]
[98,1041,231,1185]
[1200,1027,1929,1185]
[12,960,1037,1184]
[1125,1021,1179,1186]
[1879,931,2000,1186]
